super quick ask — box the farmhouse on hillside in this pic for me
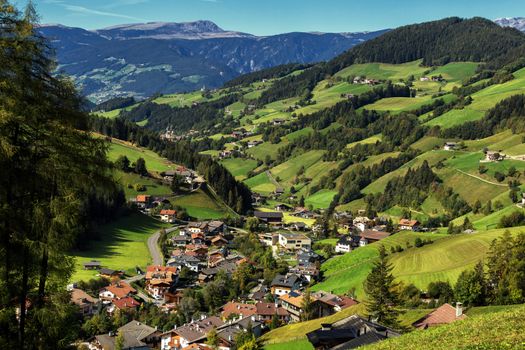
[398,219,420,231]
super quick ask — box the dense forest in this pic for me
[120,93,241,133]
[223,63,312,88]
[0,3,124,348]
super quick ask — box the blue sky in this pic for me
[30,0,525,34]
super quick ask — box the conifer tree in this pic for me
[363,246,402,327]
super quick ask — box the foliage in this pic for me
[0,3,118,347]
[363,246,402,327]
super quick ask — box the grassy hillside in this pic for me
[312,227,524,299]
[71,214,168,282]
[362,305,525,350]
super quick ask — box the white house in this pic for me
[335,236,353,253]
[159,209,176,223]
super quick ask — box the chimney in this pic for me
[455,302,463,317]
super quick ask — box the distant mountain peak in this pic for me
[94,20,254,40]
[494,17,525,31]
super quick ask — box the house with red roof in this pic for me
[160,209,177,223]
[412,303,467,329]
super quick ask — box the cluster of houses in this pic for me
[352,76,381,85]
[334,216,421,253]
[420,75,445,82]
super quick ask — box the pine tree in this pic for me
[363,246,402,327]
[135,157,148,176]
[300,289,316,321]
[0,2,116,347]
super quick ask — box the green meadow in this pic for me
[71,213,168,282]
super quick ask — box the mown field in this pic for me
[220,158,259,181]
[171,188,230,219]
[71,213,168,282]
[311,227,525,299]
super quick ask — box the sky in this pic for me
[27,0,525,35]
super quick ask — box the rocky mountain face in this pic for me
[495,17,525,31]
[38,21,387,102]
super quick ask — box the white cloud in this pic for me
[62,4,146,21]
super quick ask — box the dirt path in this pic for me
[265,170,281,188]
[454,168,508,187]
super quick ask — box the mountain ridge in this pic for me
[38,20,387,102]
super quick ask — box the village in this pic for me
[67,184,472,350]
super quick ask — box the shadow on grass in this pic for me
[71,213,165,261]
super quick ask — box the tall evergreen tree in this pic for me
[363,246,402,327]
[0,2,115,347]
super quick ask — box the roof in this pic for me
[271,274,300,288]
[83,260,101,267]
[145,265,178,283]
[399,219,419,227]
[136,195,150,203]
[254,211,283,219]
[311,291,358,310]
[71,288,96,306]
[412,303,467,329]
[360,230,390,241]
[112,297,141,310]
[160,209,177,215]
[95,320,158,350]
[280,232,311,241]
[182,344,213,350]
[118,320,158,342]
[279,292,304,308]
[221,302,257,319]
[104,281,136,299]
[99,268,120,275]
[255,302,289,316]
[175,316,224,342]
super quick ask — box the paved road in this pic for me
[147,226,180,266]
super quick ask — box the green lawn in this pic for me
[334,60,427,81]
[71,214,168,282]
[426,67,525,128]
[116,171,173,198]
[171,189,229,219]
[107,139,176,173]
[305,189,337,209]
[244,172,277,194]
[312,227,525,299]
[220,158,258,181]
[270,150,326,186]
[265,339,314,350]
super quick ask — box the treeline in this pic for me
[364,161,439,211]
[443,94,525,139]
[263,83,413,161]
[257,17,525,109]
[223,63,311,88]
[336,150,419,204]
[0,3,125,347]
[120,93,240,133]
[334,17,525,68]
[93,96,136,112]
[90,117,253,213]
